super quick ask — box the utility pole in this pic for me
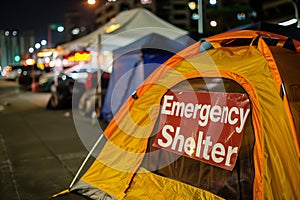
[198,0,204,34]
[48,24,52,48]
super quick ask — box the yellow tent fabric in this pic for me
[65,30,300,199]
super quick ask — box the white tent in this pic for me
[60,8,188,53]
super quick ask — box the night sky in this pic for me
[0,0,96,41]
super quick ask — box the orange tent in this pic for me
[54,30,300,199]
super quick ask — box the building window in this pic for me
[173,14,187,20]
[173,4,187,10]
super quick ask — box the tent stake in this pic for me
[69,133,104,189]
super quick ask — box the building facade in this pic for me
[92,0,255,35]
[0,30,34,67]
[63,0,298,45]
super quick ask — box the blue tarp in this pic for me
[101,33,190,121]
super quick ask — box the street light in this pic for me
[210,20,218,27]
[71,27,81,35]
[41,40,47,46]
[57,26,64,32]
[87,0,96,5]
[14,55,21,62]
[29,47,34,53]
[35,43,41,49]
[209,0,217,6]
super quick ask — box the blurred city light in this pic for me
[237,12,246,21]
[25,58,36,65]
[188,2,197,10]
[209,0,217,6]
[49,61,55,67]
[192,13,200,20]
[44,57,51,63]
[103,51,110,56]
[71,27,80,35]
[61,74,67,81]
[4,31,9,36]
[210,20,217,27]
[14,55,21,62]
[80,26,87,32]
[35,43,41,49]
[37,51,53,57]
[105,24,121,33]
[12,31,18,36]
[57,26,64,32]
[29,47,34,53]
[141,0,152,4]
[87,0,96,5]
[41,40,47,46]
[279,18,298,26]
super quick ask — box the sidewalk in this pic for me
[0,80,104,200]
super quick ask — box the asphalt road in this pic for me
[0,79,105,200]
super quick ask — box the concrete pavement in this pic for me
[0,79,105,200]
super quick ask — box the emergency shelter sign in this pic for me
[153,90,250,171]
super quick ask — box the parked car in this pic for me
[18,65,45,90]
[5,68,22,81]
[38,71,57,92]
[39,63,98,92]
[63,63,98,83]
[46,74,86,109]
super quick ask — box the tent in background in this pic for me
[100,32,190,122]
[53,30,300,199]
[60,8,188,54]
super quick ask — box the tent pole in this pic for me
[68,133,104,189]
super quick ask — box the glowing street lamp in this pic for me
[29,47,34,53]
[41,40,47,46]
[4,31,9,36]
[71,27,81,35]
[57,26,64,32]
[209,0,217,6]
[188,2,197,10]
[210,20,218,27]
[87,0,96,5]
[35,43,41,49]
[14,55,21,62]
